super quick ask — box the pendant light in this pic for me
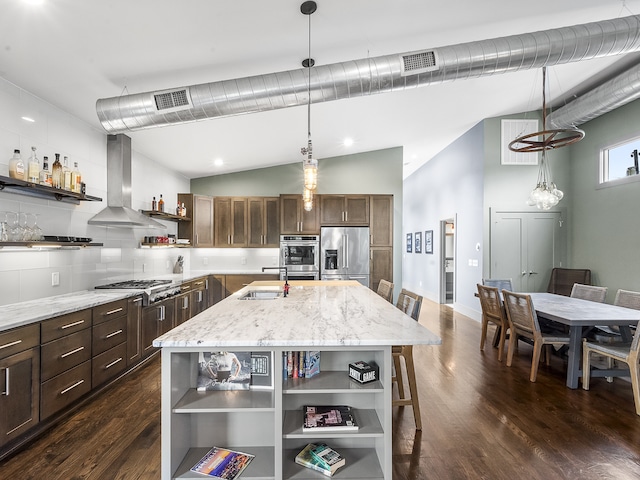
[509,67,585,210]
[300,1,318,210]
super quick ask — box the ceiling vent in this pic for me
[153,88,192,113]
[400,50,439,76]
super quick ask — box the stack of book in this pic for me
[295,443,346,477]
[302,405,358,432]
[283,351,320,380]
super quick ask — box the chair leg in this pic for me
[628,361,640,416]
[402,346,422,430]
[392,353,405,400]
[506,331,517,367]
[480,315,488,351]
[606,356,614,383]
[530,341,543,382]
[582,345,591,390]
[497,324,507,362]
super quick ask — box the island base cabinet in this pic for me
[160,347,391,480]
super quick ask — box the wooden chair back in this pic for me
[396,289,423,321]
[615,289,640,353]
[376,279,394,303]
[547,268,591,296]
[477,284,506,324]
[570,284,607,303]
[502,290,539,340]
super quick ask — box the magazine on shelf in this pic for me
[302,405,359,432]
[310,443,346,475]
[294,443,333,477]
[190,446,254,479]
[250,351,274,389]
[197,352,251,391]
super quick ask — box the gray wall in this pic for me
[190,147,404,290]
[568,99,640,301]
[403,122,485,319]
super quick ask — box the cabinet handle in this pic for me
[0,339,22,351]
[195,281,204,286]
[182,285,191,291]
[2,367,8,395]
[345,211,348,221]
[61,346,85,358]
[205,279,209,289]
[105,329,124,339]
[197,291,203,303]
[182,297,189,310]
[104,307,124,316]
[60,379,85,395]
[195,234,199,245]
[60,319,85,330]
[133,297,143,304]
[105,357,123,370]
[370,234,373,244]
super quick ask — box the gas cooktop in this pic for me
[95,279,172,289]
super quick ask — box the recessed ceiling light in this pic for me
[343,138,354,147]
[213,158,224,167]
[21,116,35,122]
[23,0,45,5]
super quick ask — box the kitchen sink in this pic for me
[238,290,282,300]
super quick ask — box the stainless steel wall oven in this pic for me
[279,235,320,280]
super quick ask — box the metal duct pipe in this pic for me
[96,15,640,134]
[548,61,640,128]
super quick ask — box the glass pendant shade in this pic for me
[526,150,563,210]
[303,186,314,211]
[303,157,318,190]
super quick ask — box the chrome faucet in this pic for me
[262,266,289,297]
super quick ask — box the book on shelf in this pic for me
[283,351,321,380]
[310,443,346,475]
[302,405,359,432]
[294,443,335,477]
[197,352,251,391]
[190,446,254,479]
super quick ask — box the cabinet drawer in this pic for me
[41,310,91,343]
[0,323,39,359]
[40,360,91,420]
[92,315,127,356]
[41,329,92,382]
[92,342,127,388]
[93,299,128,325]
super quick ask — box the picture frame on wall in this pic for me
[414,231,422,253]
[425,230,433,254]
[406,233,412,253]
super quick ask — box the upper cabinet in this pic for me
[248,197,280,247]
[214,197,248,247]
[320,195,369,226]
[370,195,393,247]
[280,194,320,234]
[178,193,214,248]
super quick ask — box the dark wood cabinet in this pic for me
[370,195,393,247]
[280,194,320,234]
[175,292,191,327]
[0,324,40,447]
[126,296,143,366]
[190,277,208,316]
[214,197,248,247]
[248,197,280,247]
[370,247,393,293]
[222,274,280,297]
[209,275,226,306]
[141,298,175,357]
[178,193,214,247]
[320,195,369,225]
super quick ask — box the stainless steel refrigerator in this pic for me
[320,226,370,286]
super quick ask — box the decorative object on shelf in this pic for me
[310,443,346,475]
[302,404,359,432]
[425,229,433,254]
[348,360,379,384]
[508,67,584,210]
[8,149,25,180]
[0,174,102,205]
[300,1,318,209]
[295,443,334,477]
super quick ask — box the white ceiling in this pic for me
[2,0,640,179]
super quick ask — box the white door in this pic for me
[490,210,565,292]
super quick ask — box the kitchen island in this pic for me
[153,282,441,480]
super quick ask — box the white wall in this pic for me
[402,122,485,319]
[0,77,190,306]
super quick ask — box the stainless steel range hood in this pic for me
[88,134,165,228]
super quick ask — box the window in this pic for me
[601,136,640,184]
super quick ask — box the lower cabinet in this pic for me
[91,311,128,388]
[162,347,391,480]
[127,296,143,366]
[0,323,40,447]
[175,292,191,327]
[142,297,176,357]
[370,247,393,293]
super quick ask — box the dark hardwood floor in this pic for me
[3,299,640,479]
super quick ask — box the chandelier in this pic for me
[300,1,317,211]
[508,67,585,210]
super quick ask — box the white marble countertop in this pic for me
[0,290,141,332]
[153,283,442,348]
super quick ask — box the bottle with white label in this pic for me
[71,161,81,193]
[8,149,25,180]
[62,156,72,191]
[40,156,52,186]
[27,146,40,183]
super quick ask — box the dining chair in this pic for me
[583,289,640,412]
[547,268,592,297]
[502,290,571,382]
[392,288,423,430]
[570,284,607,303]
[482,278,513,291]
[376,279,394,303]
[477,284,509,361]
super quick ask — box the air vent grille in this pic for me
[154,89,191,111]
[401,51,438,76]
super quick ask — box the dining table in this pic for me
[527,292,640,389]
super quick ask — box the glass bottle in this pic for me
[8,149,25,180]
[71,161,82,193]
[40,156,52,186]
[181,202,186,217]
[51,153,63,188]
[152,196,157,211]
[158,194,165,212]
[62,156,72,191]
[27,146,40,183]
